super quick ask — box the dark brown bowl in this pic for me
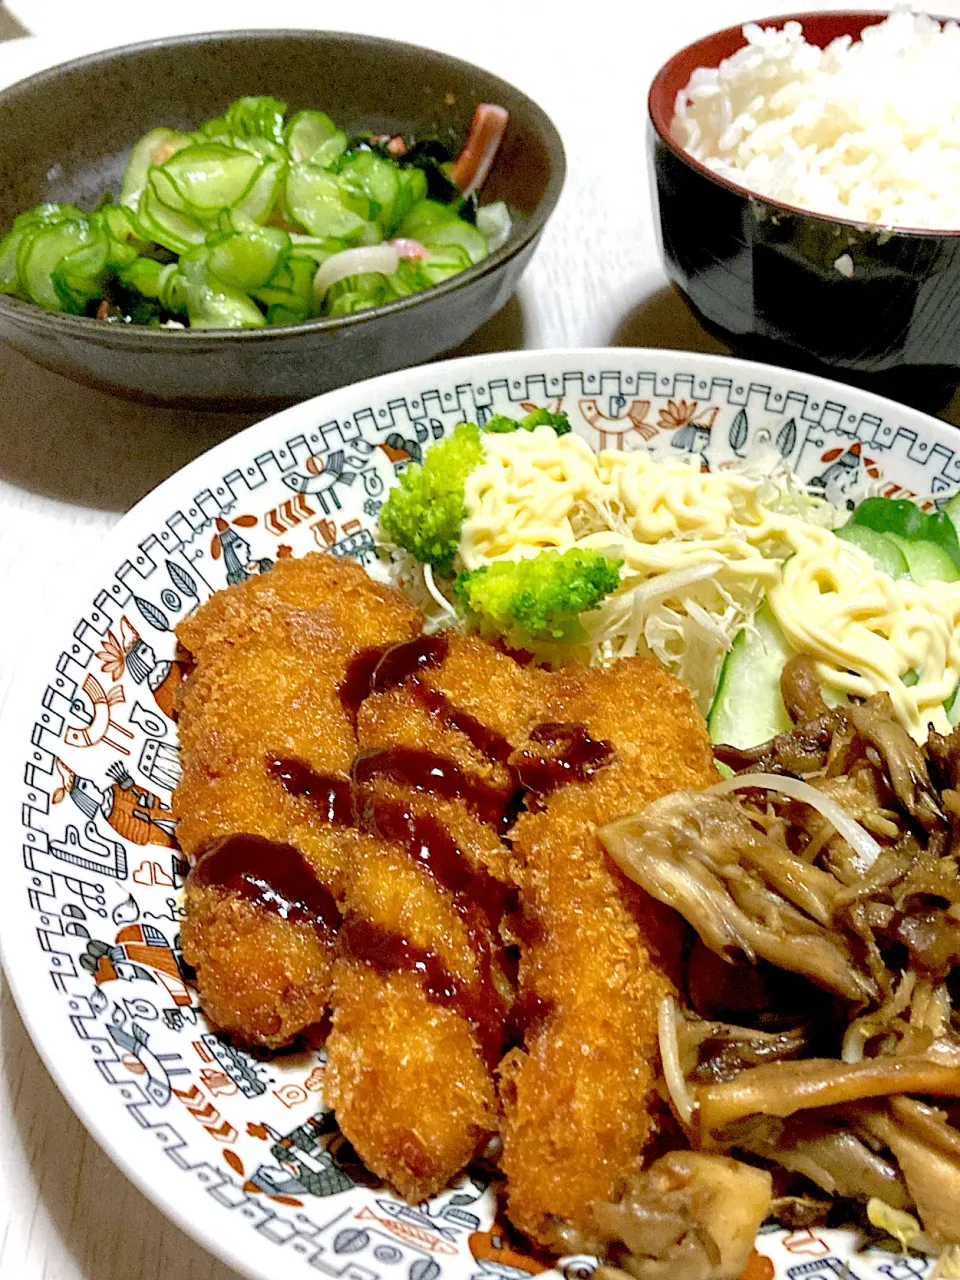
[0,30,565,410]
[649,12,960,412]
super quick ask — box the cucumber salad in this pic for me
[0,97,511,329]
[377,415,960,746]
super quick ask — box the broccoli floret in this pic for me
[378,422,484,575]
[453,548,623,648]
[483,407,571,435]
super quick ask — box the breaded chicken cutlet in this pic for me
[323,631,552,1200]
[498,659,718,1248]
[173,552,421,1046]
[174,553,717,1236]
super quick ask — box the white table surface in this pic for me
[2,2,960,1275]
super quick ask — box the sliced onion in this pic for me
[709,773,883,871]
[388,237,428,259]
[313,245,399,298]
[658,995,696,1126]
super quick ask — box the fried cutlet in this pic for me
[498,657,718,1248]
[174,552,421,1047]
[322,633,549,1201]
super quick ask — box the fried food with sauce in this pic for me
[323,633,549,1201]
[174,552,421,1047]
[499,656,718,1248]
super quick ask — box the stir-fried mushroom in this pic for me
[714,723,834,776]
[734,1113,910,1208]
[601,792,877,1003]
[780,656,830,725]
[578,1153,772,1280]
[854,1104,960,1246]
[600,688,960,1255]
[681,1020,812,1085]
[847,698,946,833]
[696,1045,960,1132]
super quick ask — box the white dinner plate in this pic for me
[2,347,955,1280]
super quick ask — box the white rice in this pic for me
[670,8,960,230]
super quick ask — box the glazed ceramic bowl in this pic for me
[0,31,564,410]
[4,346,958,1279]
[649,11,960,412]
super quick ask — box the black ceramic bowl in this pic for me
[649,11,960,412]
[0,30,564,410]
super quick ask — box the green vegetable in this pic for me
[476,200,511,251]
[453,548,623,648]
[285,164,371,241]
[0,94,511,327]
[199,95,288,149]
[707,600,796,748]
[943,490,960,540]
[834,524,909,579]
[379,422,484,575]
[885,532,960,583]
[178,249,265,328]
[337,151,402,231]
[847,496,960,569]
[285,110,344,164]
[121,128,191,208]
[485,406,572,435]
[208,224,290,290]
[379,410,574,574]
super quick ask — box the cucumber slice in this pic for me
[285,110,339,163]
[159,145,262,221]
[886,533,960,584]
[946,684,960,727]
[208,226,289,291]
[336,152,401,231]
[121,127,191,209]
[418,217,488,265]
[21,222,91,311]
[707,601,796,749]
[835,525,909,579]
[233,157,286,224]
[398,198,458,241]
[285,165,369,241]
[943,491,960,540]
[138,184,205,254]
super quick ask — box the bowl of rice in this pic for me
[649,8,960,410]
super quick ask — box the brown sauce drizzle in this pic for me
[507,991,554,1042]
[339,633,450,722]
[268,757,355,825]
[359,791,511,932]
[337,647,386,723]
[191,834,341,934]
[269,755,508,1064]
[512,722,615,800]
[371,632,449,691]
[272,633,619,1062]
[339,632,514,764]
[408,680,514,765]
[352,745,511,829]
[339,917,503,1069]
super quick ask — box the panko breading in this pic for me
[174,555,719,1224]
[324,633,547,1200]
[175,553,421,1047]
[498,657,718,1248]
